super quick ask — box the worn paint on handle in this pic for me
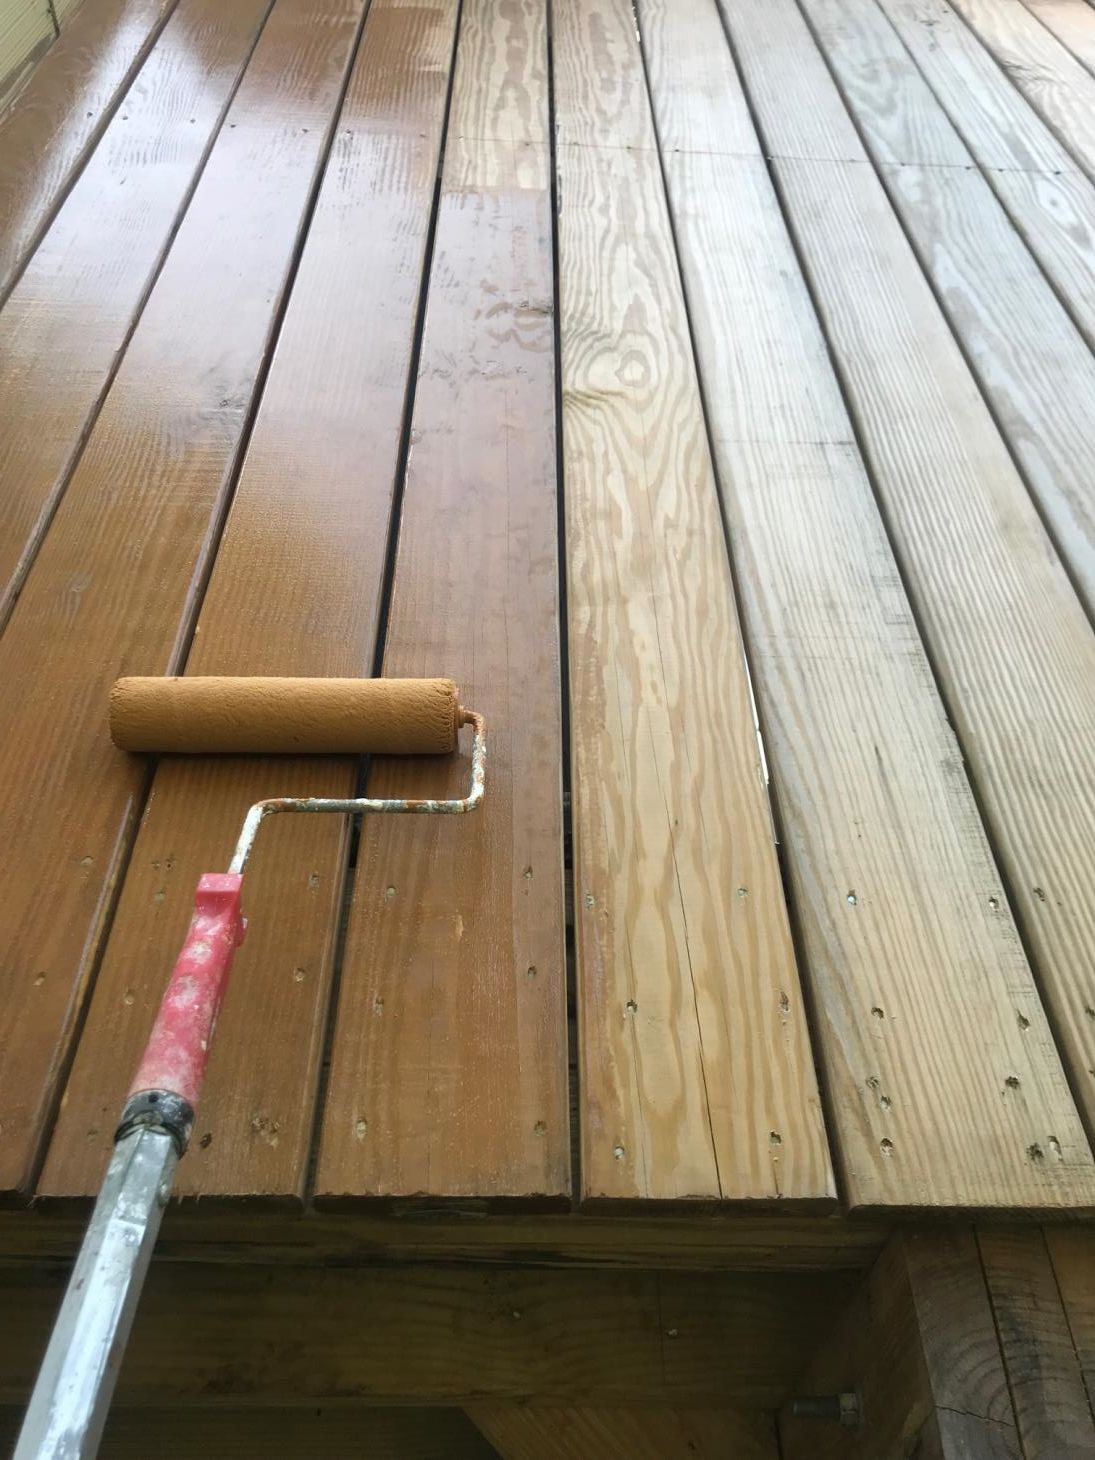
[128,873,246,1109]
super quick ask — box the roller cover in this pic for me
[109,677,461,755]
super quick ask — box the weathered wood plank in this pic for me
[801,0,1095,610]
[876,0,1095,353]
[1044,1228,1095,1414]
[0,0,273,626]
[468,1405,777,1459]
[552,0,832,1205]
[1020,0,1095,76]
[0,0,366,1199]
[726,0,1095,1174]
[39,0,457,1201]
[979,1228,1095,1456]
[946,0,1095,179]
[640,0,1095,1211]
[316,0,568,1203]
[781,1229,1020,1459]
[0,1406,501,1458]
[0,1263,857,1406]
[0,0,54,105]
[0,0,178,302]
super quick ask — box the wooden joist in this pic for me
[0,0,179,302]
[639,0,1095,1210]
[315,0,570,1203]
[552,0,832,1206]
[40,0,458,1201]
[469,1406,777,1459]
[0,0,368,1199]
[0,0,273,624]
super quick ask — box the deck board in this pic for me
[315,0,569,1203]
[0,0,178,303]
[0,0,366,1199]
[726,0,1095,1163]
[0,0,273,627]
[553,0,833,1205]
[641,0,1095,1211]
[40,0,458,1201]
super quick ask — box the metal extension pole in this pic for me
[14,1129,178,1459]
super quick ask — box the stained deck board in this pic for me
[0,0,273,628]
[640,0,1095,1212]
[468,1407,777,1459]
[0,0,177,303]
[799,0,1095,611]
[553,0,832,1205]
[315,0,569,1203]
[0,0,367,1199]
[876,0,1095,354]
[946,0,1095,179]
[39,0,458,1201]
[726,0,1095,1160]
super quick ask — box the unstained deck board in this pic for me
[40,0,458,1201]
[315,0,569,1203]
[553,0,833,1205]
[640,0,1095,1210]
[0,0,366,1198]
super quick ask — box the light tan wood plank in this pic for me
[0,0,366,1199]
[0,1405,500,1459]
[553,0,832,1205]
[726,0,1095,1176]
[781,1230,1020,1458]
[979,1228,1095,1456]
[802,0,1095,611]
[876,0,1095,354]
[0,0,177,302]
[316,0,568,1203]
[0,0,273,626]
[40,0,457,1201]
[946,0,1095,178]
[0,1263,857,1407]
[1021,0,1095,75]
[469,1405,776,1459]
[641,0,1095,1211]
[0,0,54,103]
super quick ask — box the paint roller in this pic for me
[17,677,485,1458]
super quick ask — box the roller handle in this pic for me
[116,874,247,1154]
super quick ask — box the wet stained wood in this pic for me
[0,0,274,626]
[726,0,1095,1168]
[801,0,1095,612]
[876,0,1095,354]
[468,1406,777,1459]
[0,0,366,1199]
[0,0,178,302]
[641,0,1095,1211]
[979,1228,1095,1456]
[40,0,458,1202]
[946,0,1095,179]
[0,1262,856,1406]
[316,0,568,1204]
[553,0,832,1205]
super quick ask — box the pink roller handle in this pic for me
[128,873,247,1110]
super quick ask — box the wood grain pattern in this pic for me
[1044,1227,1095,1411]
[0,0,53,105]
[876,0,1095,352]
[0,1262,856,1406]
[1020,0,1095,76]
[316,0,569,1203]
[781,1230,1020,1459]
[726,0,1095,1196]
[802,0,1095,610]
[979,1227,1095,1456]
[0,1406,500,1458]
[644,0,1095,1211]
[468,1405,777,1459]
[0,0,365,1199]
[0,0,177,302]
[40,0,458,1202]
[554,0,831,1206]
[947,0,1095,179]
[0,0,273,625]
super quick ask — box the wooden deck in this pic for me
[4,0,1095,1237]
